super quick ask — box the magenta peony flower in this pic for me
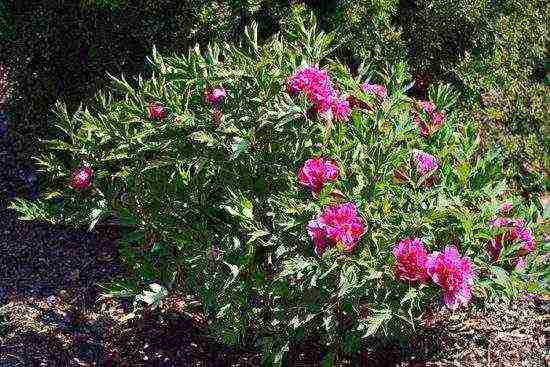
[489,216,534,271]
[490,217,511,228]
[147,102,166,120]
[489,217,536,259]
[392,237,430,282]
[286,66,324,95]
[361,82,388,100]
[298,157,340,194]
[413,150,439,176]
[510,225,536,254]
[331,97,351,122]
[307,202,365,255]
[287,66,336,112]
[69,164,93,190]
[288,66,353,119]
[499,202,513,215]
[205,87,227,105]
[427,246,474,310]
[307,219,330,255]
[414,100,447,137]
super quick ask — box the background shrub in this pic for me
[397,0,549,198]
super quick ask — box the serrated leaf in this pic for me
[338,263,359,298]
[89,207,105,230]
[135,283,168,309]
[217,304,232,319]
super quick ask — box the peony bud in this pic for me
[205,87,226,106]
[361,82,388,101]
[69,164,93,190]
[211,243,221,260]
[147,102,166,120]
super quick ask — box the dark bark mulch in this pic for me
[0,206,547,366]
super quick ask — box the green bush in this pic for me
[397,0,549,196]
[0,1,14,42]
[11,17,545,362]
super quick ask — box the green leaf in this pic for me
[89,207,105,230]
[359,309,392,337]
[230,136,249,159]
[338,263,359,298]
[135,283,168,309]
[216,304,232,319]
[188,131,217,146]
[273,341,289,366]
[491,266,512,289]
[323,312,336,334]
[247,229,270,244]
[322,352,335,367]
[8,198,60,224]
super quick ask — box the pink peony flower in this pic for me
[307,202,365,255]
[413,150,439,176]
[205,87,227,105]
[298,157,340,194]
[331,97,351,122]
[69,164,93,190]
[489,217,536,259]
[427,246,474,310]
[361,82,388,100]
[418,100,436,114]
[288,66,353,119]
[499,202,513,215]
[413,100,446,137]
[392,237,430,282]
[147,102,166,120]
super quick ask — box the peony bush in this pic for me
[11,17,545,363]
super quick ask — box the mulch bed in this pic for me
[0,207,547,366]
